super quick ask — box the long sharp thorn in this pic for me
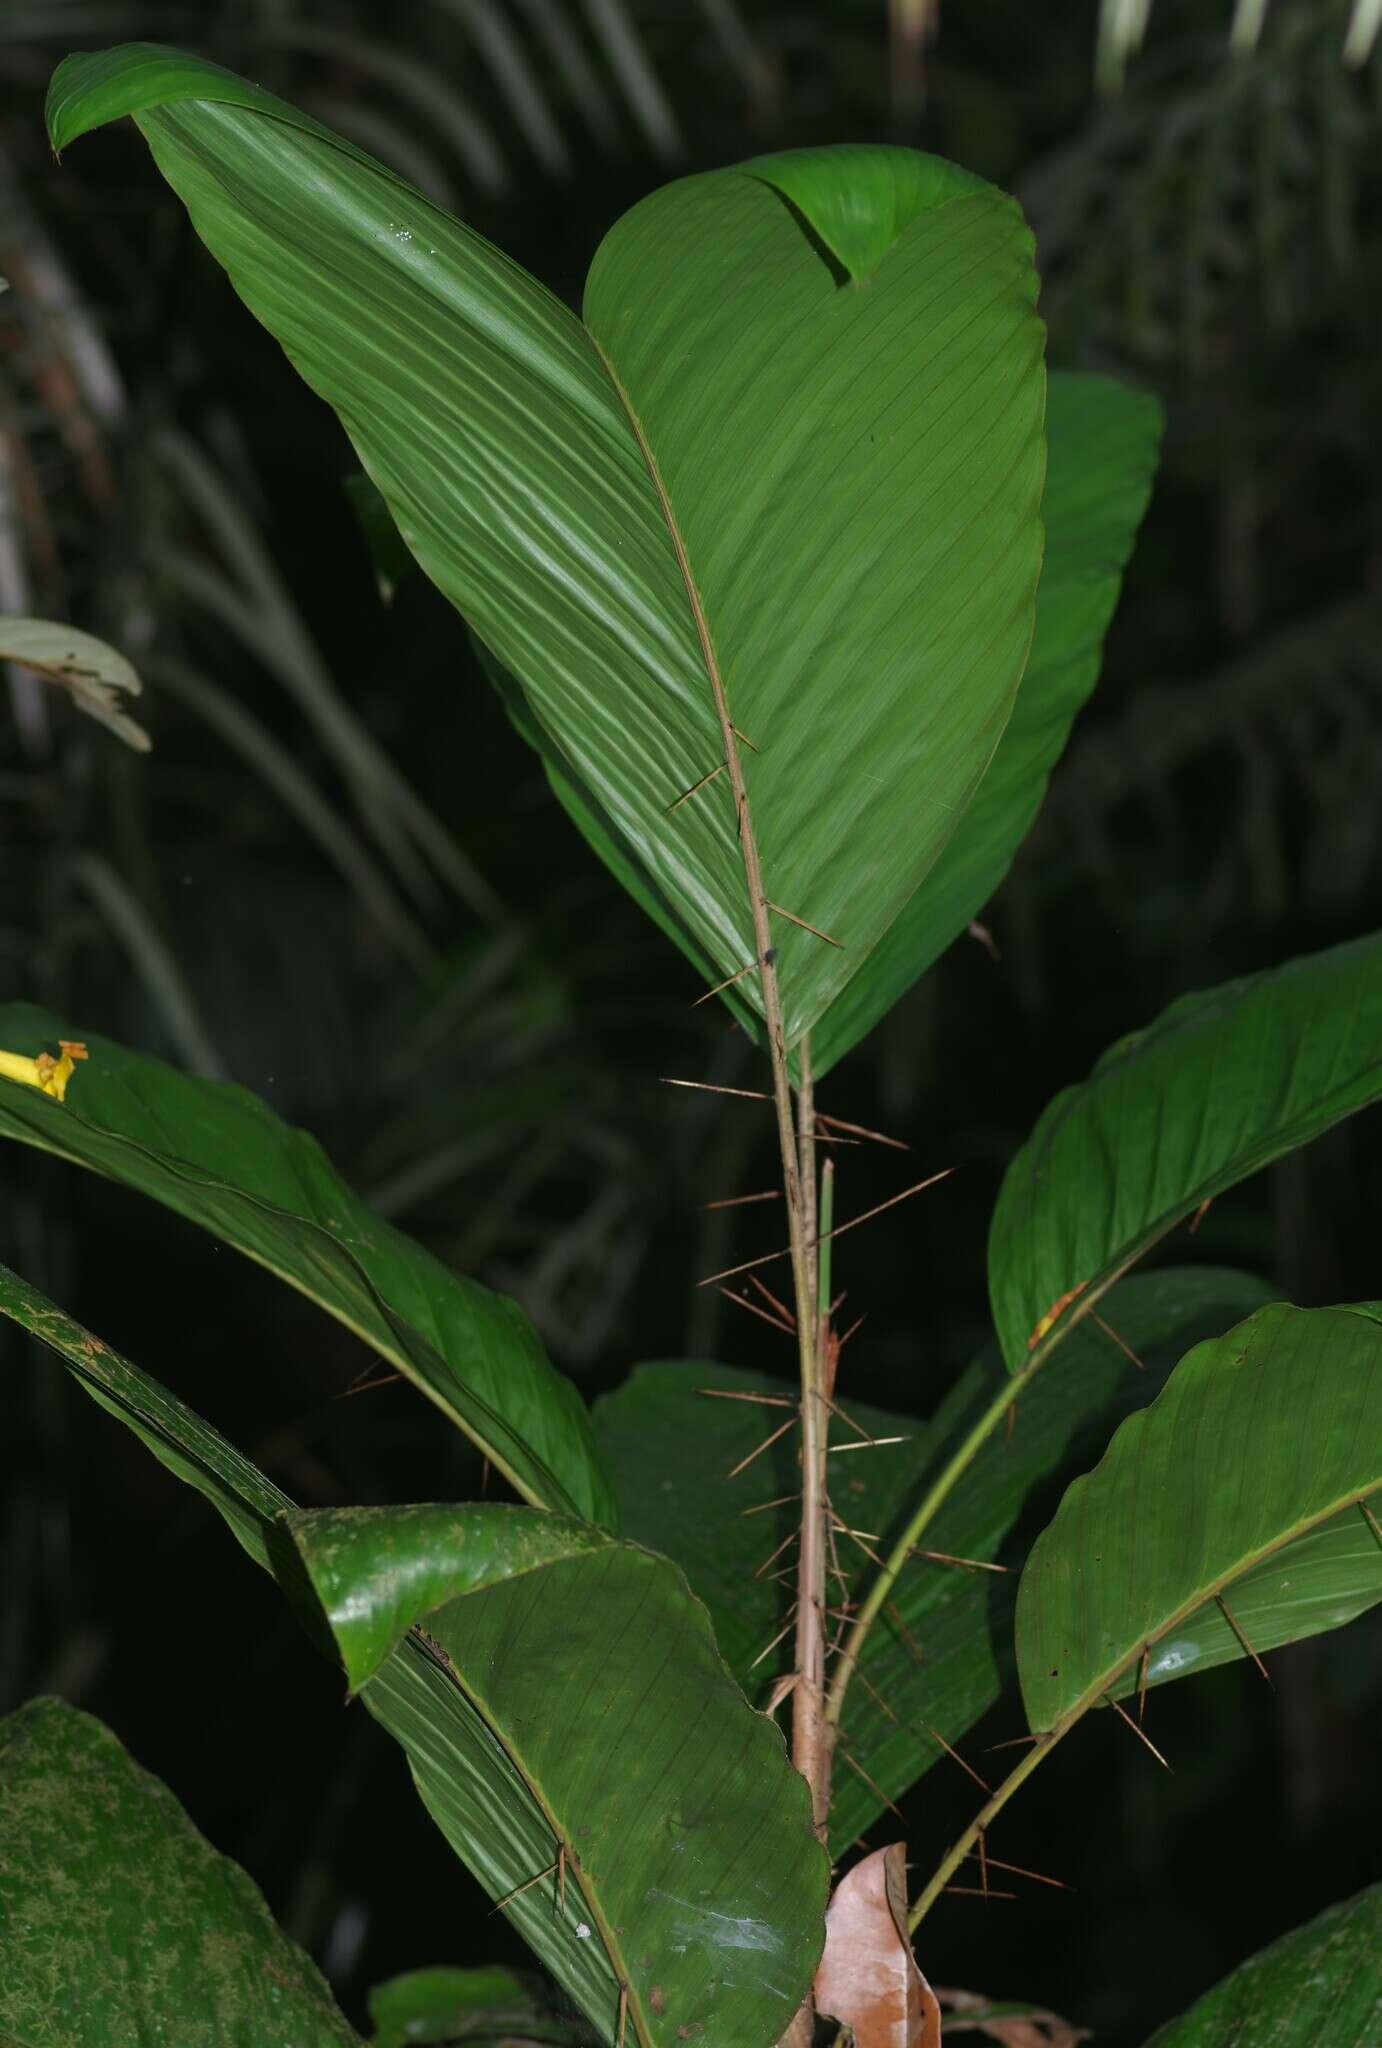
[1188,1197,1212,1234]
[823,1393,875,1443]
[855,1668,902,1726]
[692,960,758,1006]
[490,1861,558,1913]
[986,1733,1044,1752]
[616,1986,628,2048]
[885,1600,924,1664]
[747,1271,797,1326]
[839,1745,905,1820]
[828,1435,911,1454]
[1106,1691,1173,1770]
[753,1528,799,1580]
[966,1849,1071,1892]
[1359,1498,1382,1549]
[911,1548,1008,1573]
[715,1287,796,1337]
[740,1492,799,1517]
[703,1188,781,1210]
[726,1414,796,1479]
[731,724,759,752]
[764,1672,798,1716]
[944,1885,1018,1900]
[1139,1644,1150,1724]
[698,1168,953,1286]
[977,1828,989,1898]
[662,1076,771,1101]
[815,1110,910,1152]
[763,898,844,947]
[335,1370,403,1399]
[1091,1311,1146,1370]
[667,761,726,812]
[837,1313,867,1351]
[695,1384,793,1406]
[1217,1593,1273,1688]
[749,1613,796,1670]
[926,1721,991,1793]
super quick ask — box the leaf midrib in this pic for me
[1042,1477,1382,1736]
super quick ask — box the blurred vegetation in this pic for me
[3,3,1380,2040]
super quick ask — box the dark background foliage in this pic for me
[3,2,1381,2039]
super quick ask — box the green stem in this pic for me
[908,1726,1068,1931]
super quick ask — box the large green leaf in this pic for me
[1,1264,827,2048]
[479,372,1159,1073]
[0,1697,361,2047]
[1140,1882,1382,2048]
[289,1502,829,2048]
[0,1004,614,1523]
[48,46,1046,1048]
[988,930,1382,1370]
[594,1266,1275,1847]
[806,370,1162,1077]
[1016,1302,1382,1733]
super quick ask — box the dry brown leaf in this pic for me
[815,1842,941,2048]
[936,1985,1090,2047]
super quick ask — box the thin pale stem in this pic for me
[790,1038,834,1839]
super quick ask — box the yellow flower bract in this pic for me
[0,1039,89,1102]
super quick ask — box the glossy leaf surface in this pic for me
[0,1004,614,1523]
[807,370,1162,1077]
[1,1264,826,2045]
[595,1267,1275,1846]
[288,1501,829,2048]
[989,930,1382,1370]
[1140,1882,1382,2048]
[1017,1303,1382,1732]
[0,1697,360,2047]
[48,45,1045,1047]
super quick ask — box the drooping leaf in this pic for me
[0,613,151,751]
[938,1989,1089,2046]
[48,46,1046,1047]
[1138,1882,1382,2048]
[806,371,1162,1078]
[1016,1303,1382,1734]
[287,1502,829,2048]
[988,930,1382,1370]
[0,1263,827,2046]
[594,1266,1276,1846]
[368,1965,588,2047]
[0,1697,361,2047]
[814,1844,940,2048]
[0,1004,615,1523]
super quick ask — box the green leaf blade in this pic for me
[0,1698,362,2048]
[0,1005,616,1523]
[49,47,1047,1046]
[595,1266,1275,1847]
[989,931,1382,1370]
[585,164,1047,1043]
[290,1503,830,2048]
[1016,1302,1382,1733]
[1140,1883,1382,2048]
[805,369,1162,1076]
